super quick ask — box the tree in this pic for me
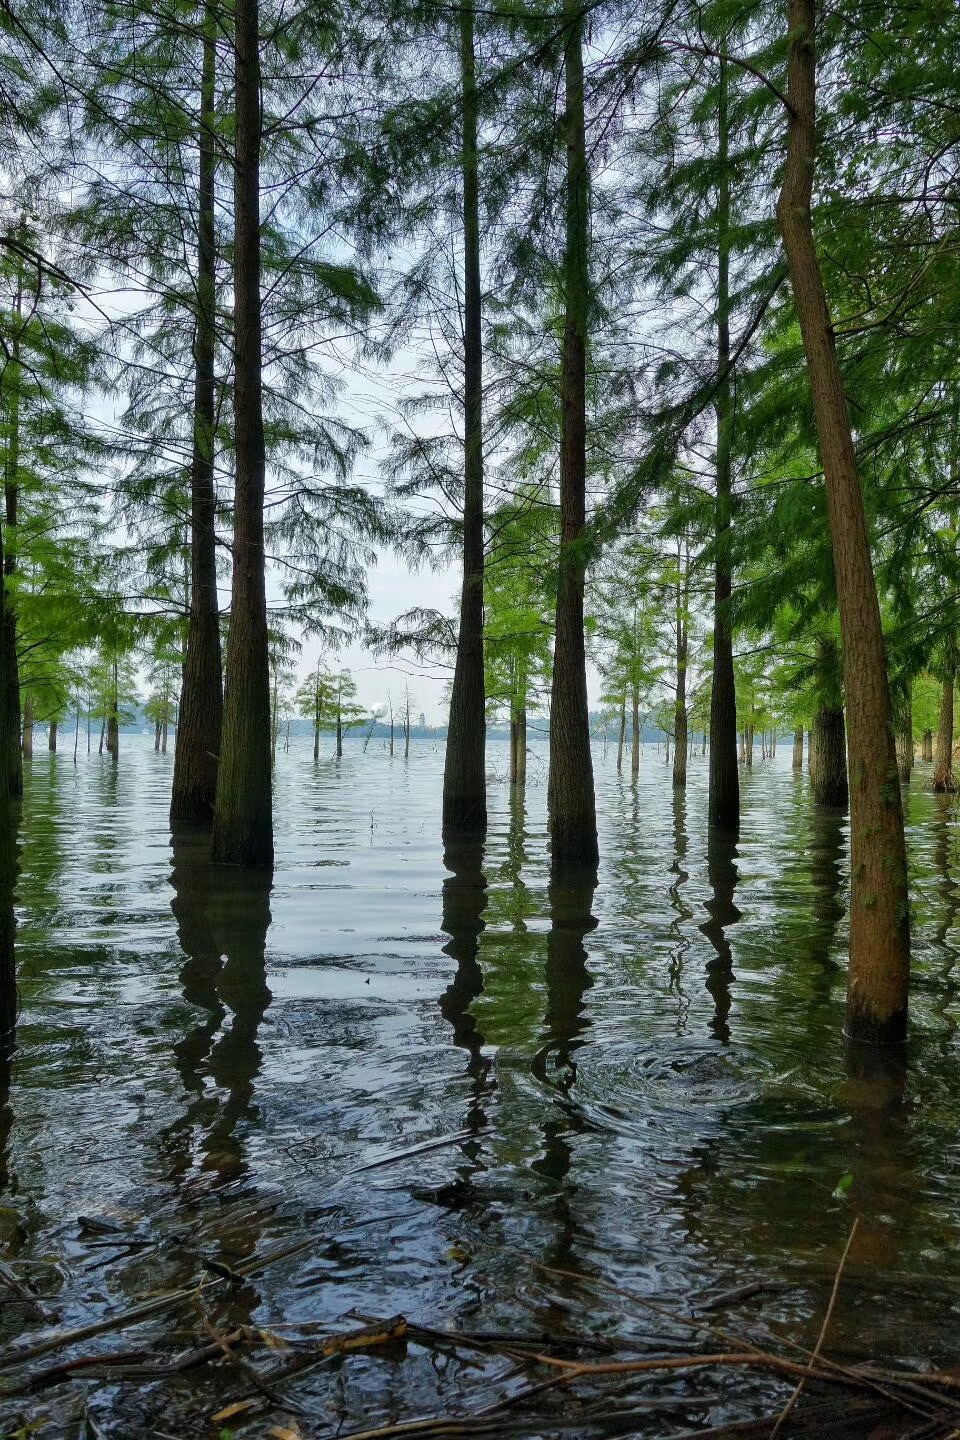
[776,0,909,1044]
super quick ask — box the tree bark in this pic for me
[811,705,848,806]
[922,728,933,763]
[776,0,909,1044]
[442,0,487,835]
[48,719,57,753]
[171,3,224,832]
[673,552,688,789]
[548,0,598,873]
[708,57,739,832]
[211,0,274,867]
[792,727,804,769]
[106,660,119,761]
[893,687,912,783]
[932,675,956,792]
[744,722,753,767]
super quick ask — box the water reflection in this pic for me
[438,833,490,1140]
[668,790,692,1029]
[164,839,273,1194]
[699,828,740,1042]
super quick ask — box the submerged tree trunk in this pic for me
[792,727,804,770]
[744,723,753,767]
[516,707,526,787]
[442,0,486,835]
[811,706,848,807]
[48,719,57,753]
[932,675,956,792]
[777,0,909,1044]
[922,728,933,763]
[211,0,273,868]
[708,56,739,833]
[171,4,224,832]
[548,0,598,874]
[154,718,162,752]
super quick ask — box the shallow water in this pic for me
[3,736,960,1434]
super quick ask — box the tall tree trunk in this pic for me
[616,697,626,775]
[893,687,912,783]
[811,705,848,806]
[3,276,22,802]
[22,697,33,758]
[548,0,598,873]
[932,675,956,792]
[48,719,57,753]
[336,707,343,759]
[106,660,119,761]
[630,680,640,779]
[509,706,519,785]
[673,554,688,789]
[442,0,486,835]
[777,0,909,1044]
[211,0,273,868]
[171,3,224,832]
[161,713,168,754]
[792,727,804,770]
[516,705,527,787]
[922,728,933,763]
[744,722,753,767]
[0,463,16,1042]
[155,718,162,752]
[708,57,739,832]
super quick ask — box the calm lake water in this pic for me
[2,734,960,1434]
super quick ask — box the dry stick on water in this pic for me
[769,1217,859,1439]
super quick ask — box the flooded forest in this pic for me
[1,0,959,1435]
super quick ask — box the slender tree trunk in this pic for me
[777,0,909,1043]
[932,675,956,792]
[171,4,224,832]
[48,719,57,753]
[161,713,168,754]
[673,559,688,789]
[3,278,22,802]
[20,699,32,766]
[313,712,320,763]
[211,0,273,867]
[155,719,162,752]
[630,680,640,779]
[98,717,105,756]
[792,727,804,770]
[516,706,527,787]
[336,708,343,759]
[548,0,598,873]
[894,697,912,783]
[616,697,626,775]
[806,728,813,771]
[106,660,119,761]
[509,706,519,785]
[389,697,394,756]
[73,708,79,763]
[811,706,848,806]
[708,57,739,832]
[442,0,486,835]
[744,722,753,767]
[922,728,933,763]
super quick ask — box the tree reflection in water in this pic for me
[699,826,740,1042]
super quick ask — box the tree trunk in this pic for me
[894,694,912,783]
[630,680,640,779]
[616,697,625,775]
[161,714,168,754]
[98,717,105,756]
[922,728,933,763]
[155,719,162,752]
[0,450,16,1041]
[708,56,739,833]
[932,676,956,792]
[3,278,22,802]
[548,0,598,874]
[744,723,753,767]
[106,661,119,761]
[811,706,848,806]
[48,719,57,753]
[171,3,224,832]
[792,727,804,770]
[336,709,343,759]
[777,0,909,1043]
[21,696,32,759]
[313,718,320,763]
[516,706,526,787]
[673,565,688,789]
[509,709,519,785]
[211,0,274,868]
[806,728,813,771]
[442,0,486,835]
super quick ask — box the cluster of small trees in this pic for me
[0,0,956,1052]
